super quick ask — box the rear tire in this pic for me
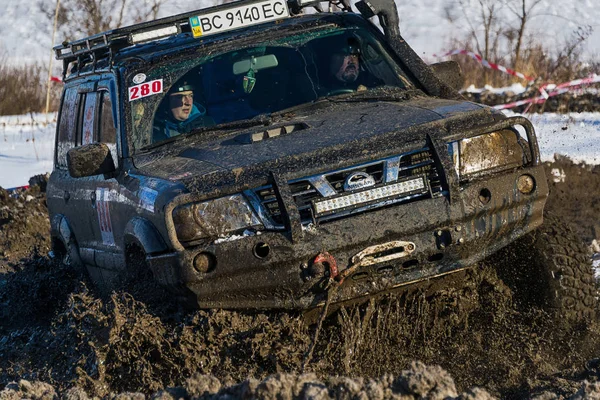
[495,215,597,323]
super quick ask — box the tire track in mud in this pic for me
[1,158,600,399]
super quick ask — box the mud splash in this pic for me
[1,160,600,399]
[0,185,49,271]
[2,257,600,398]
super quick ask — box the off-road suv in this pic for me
[48,0,596,321]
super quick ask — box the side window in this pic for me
[56,87,79,168]
[98,90,119,166]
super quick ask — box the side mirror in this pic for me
[430,61,465,92]
[67,143,116,178]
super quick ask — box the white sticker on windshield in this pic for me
[133,73,147,84]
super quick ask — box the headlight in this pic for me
[449,129,528,180]
[173,194,261,242]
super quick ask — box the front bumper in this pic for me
[148,165,548,310]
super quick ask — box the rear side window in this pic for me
[99,91,118,165]
[56,87,79,168]
[99,92,116,143]
[79,92,98,145]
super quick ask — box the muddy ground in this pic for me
[1,157,600,399]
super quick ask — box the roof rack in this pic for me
[54,0,313,76]
[53,0,396,79]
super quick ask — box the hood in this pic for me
[133,97,493,193]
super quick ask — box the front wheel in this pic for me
[494,215,597,324]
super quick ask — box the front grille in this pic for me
[326,162,385,192]
[248,148,444,228]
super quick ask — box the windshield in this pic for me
[128,25,413,150]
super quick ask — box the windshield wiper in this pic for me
[189,113,273,135]
[327,87,418,103]
[139,114,272,152]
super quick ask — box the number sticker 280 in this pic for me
[128,79,163,101]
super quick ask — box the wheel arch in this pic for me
[123,216,169,258]
[50,214,75,249]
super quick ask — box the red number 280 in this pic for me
[129,79,163,101]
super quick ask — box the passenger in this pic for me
[153,82,214,142]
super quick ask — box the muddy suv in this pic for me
[48,0,596,321]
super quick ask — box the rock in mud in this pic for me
[0,380,56,400]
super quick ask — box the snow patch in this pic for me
[214,229,261,244]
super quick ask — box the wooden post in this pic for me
[45,0,61,121]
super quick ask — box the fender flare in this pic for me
[50,214,76,247]
[123,217,168,256]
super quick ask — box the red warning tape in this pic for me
[50,76,62,83]
[6,185,29,193]
[435,49,535,82]
[435,49,600,110]
[493,74,600,110]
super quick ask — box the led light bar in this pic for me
[313,176,427,216]
[130,26,179,44]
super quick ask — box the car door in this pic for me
[91,79,126,272]
[47,81,99,267]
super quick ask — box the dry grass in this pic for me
[0,56,61,116]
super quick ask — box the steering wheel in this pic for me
[326,88,355,96]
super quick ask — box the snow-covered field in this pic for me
[0,113,55,189]
[1,111,599,189]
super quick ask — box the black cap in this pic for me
[340,44,360,55]
[169,81,195,94]
[337,37,361,56]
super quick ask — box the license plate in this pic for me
[189,0,290,38]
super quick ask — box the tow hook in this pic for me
[308,251,339,280]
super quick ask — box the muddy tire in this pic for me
[495,215,597,323]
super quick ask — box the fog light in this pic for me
[193,252,215,273]
[517,174,535,194]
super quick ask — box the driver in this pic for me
[331,48,360,84]
[153,81,214,142]
[327,41,368,92]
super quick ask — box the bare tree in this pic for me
[456,0,505,84]
[502,0,544,74]
[39,0,170,39]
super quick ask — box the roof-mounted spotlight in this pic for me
[129,25,180,44]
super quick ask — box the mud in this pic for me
[543,155,600,244]
[2,160,600,399]
[0,185,50,271]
